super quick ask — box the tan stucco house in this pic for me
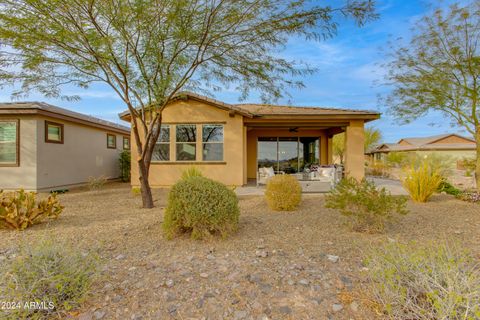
[120,92,379,189]
[366,133,476,168]
[0,102,130,191]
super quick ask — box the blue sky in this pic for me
[0,0,470,143]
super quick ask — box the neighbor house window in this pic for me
[45,121,64,144]
[202,124,223,161]
[176,124,196,161]
[123,137,130,150]
[107,134,116,149]
[153,125,170,161]
[0,119,19,166]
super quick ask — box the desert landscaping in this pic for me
[2,183,479,320]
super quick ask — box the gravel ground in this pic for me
[1,182,480,320]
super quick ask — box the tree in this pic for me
[365,126,382,152]
[333,132,345,164]
[333,127,382,163]
[383,2,480,189]
[0,0,377,208]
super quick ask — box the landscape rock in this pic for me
[350,301,359,312]
[165,279,174,288]
[278,306,292,314]
[326,255,339,263]
[332,303,343,312]
[93,310,106,319]
[255,250,268,258]
[233,310,248,320]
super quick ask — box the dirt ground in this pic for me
[1,182,480,320]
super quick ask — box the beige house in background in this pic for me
[366,133,476,168]
[120,92,380,189]
[0,102,130,191]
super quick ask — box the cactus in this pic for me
[0,189,64,230]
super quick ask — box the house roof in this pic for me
[118,91,380,121]
[367,133,475,154]
[0,102,130,134]
[397,133,475,146]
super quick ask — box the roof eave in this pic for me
[1,107,130,134]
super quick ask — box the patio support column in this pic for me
[345,120,365,180]
[320,134,328,165]
[327,135,333,164]
[243,126,248,185]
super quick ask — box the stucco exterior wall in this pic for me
[0,116,38,190]
[246,129,328,180]
[36,116,126,190]
[130,100,245,187]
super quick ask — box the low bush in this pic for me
[402,162,442,202]
[325,178,407,233]
[265,174,302,211]
[163,176,239,240]
[365,241,480,319]
[87,175,107,190]
[437,179,462,196]
[366,162,389,177]
[385,151,410,168]
[0,239,98,319]
[0,190,64,230]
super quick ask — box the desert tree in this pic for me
[383,1,480,189]
[333,126,382,163]
[0,0,377,207]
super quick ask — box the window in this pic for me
[107,134,116,149]
[257,137,320,173]
[176,124,196,161]
[123,137,130,150]
[45,121,64,144]
[152,125,170,161]
[202,124,223,161]
[0,120,19,166]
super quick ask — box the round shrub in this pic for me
[163,176,239,239]
[265,174,302,211]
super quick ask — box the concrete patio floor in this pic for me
[235,176,408,197]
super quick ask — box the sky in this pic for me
[0,0,470,143]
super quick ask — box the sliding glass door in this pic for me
[258,137,320,173]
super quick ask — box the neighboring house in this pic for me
[0,102,130,191]
[119,92,380,188]
[366,133,476,168]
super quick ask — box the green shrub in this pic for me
[402,161,442,202]
[119,150,131,182]
[385,151,410,168]
[181,166,203,180]
[131,186,141,196]
[265,174,302,211]
[366,162,389,177]
[163,176,239,239]
[0,190,64,230]
[87,175,107,191]
[325,178,407,233]
[0,239,98,319]
[365,241,480,320]
[437,179,462,196]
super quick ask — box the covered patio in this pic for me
[237,104,380,190]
